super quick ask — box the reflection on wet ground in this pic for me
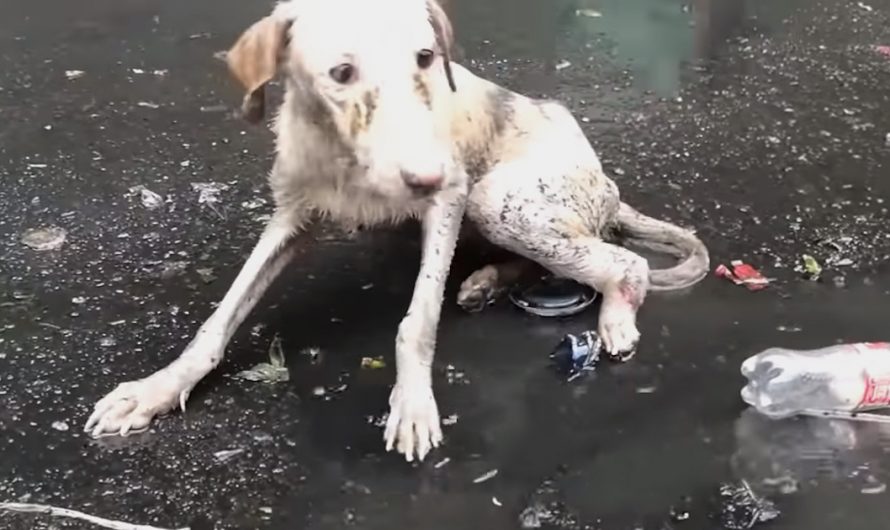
[2,0,890,528]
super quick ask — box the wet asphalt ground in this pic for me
[3,0,890,528]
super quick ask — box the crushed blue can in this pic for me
[550,330,604,381]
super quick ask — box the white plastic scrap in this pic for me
[0,502,189,530]
[473,469,499,484]
[213,448,245,463]
[21,226,67,251]
[191,182,229,205]
[65,70,85,80]
[233,335,289,383]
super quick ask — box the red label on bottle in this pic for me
[861,376,890,407]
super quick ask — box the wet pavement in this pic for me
[3,0,890,528]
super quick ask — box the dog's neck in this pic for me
[447,63,520,181]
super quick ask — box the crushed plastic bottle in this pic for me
[741,342,890,419]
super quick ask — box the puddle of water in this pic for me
[451,0,753,96]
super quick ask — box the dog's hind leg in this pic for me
[468,159,650,357]
[85,212,305,437]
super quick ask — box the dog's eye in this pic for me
[416,49,435,69]
[329,63,356,84]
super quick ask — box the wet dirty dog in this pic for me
[85,0,710,461]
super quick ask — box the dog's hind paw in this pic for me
[598,301,641,360]
[383,381,443,462]
[84,373,189,438]
[457,265,503,313]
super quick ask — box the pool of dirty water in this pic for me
[2,0,890,528]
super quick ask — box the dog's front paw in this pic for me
[84,373,189,438]
[598,301,641,360]
[383,381,442,462]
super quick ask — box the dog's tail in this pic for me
[615,201,710,292]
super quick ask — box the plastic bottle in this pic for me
[740,342,890,418]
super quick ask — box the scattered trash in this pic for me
[142,260,189,280]
[213,448,244,463]
[669,498,692,522]
[195,267,217,284]
[550,330,604,382]
[575,8,603,17]
[137,101,161,109]
[21,226,67,251]
[798,254,822,280]
[26,163,47,169]
[741,342,890,420]
[473,469,499,484]
[99,337,117,348]
[128,185,164,210]
[445,364,470,385]
[857,2,874,12]
[191,182,229,205]
[51,421,69,432]
[442,414,459,426]
[258,506,273,515]
[636,386,657,394]
[301,346,324,365]
[233,335,289,383]
[492,497,503,507]
[877,45,890,58]
[555,60,572,71]
[200,104,229,114]
[885,131,890,146]
[0,502,188,530]
[434,457,451,469]
[360,356,386,370]
[312,386,327,397]
[861,477,887,495]
[714,480,780,529]
[64,70,85,80]
[240,198,266,210]
[518,478,581,529]
[131,68,168,76]
[509,276,597,317]
[715,260,771,291]
[71,296,86,305]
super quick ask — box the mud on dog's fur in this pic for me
[85,0,710,462]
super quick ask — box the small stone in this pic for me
[51,421,69,432]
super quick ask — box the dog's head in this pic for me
[226,0,459,199]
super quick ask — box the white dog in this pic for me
[85,0,709,462]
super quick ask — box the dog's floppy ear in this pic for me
[226,16,291,124]
[427,0,456,92]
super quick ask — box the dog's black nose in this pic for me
[401,171,444,194]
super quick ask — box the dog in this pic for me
[84,0,710,462]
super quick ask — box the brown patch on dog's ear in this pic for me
[427,0,456,92]
[226,16,291,124]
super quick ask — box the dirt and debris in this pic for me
[715,261,772,291]
[798,254,823,280]
[472,469,499,484]
[20,227,67,251]
[233,335,289,383]
[713,480,780,529]
[360,356,386,370]
[549,330,604,381]
[213,448,245,463]
[127,185,164,210]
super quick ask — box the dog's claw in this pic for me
[383,381,442,462]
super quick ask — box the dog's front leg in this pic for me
[384,184,468,462]
[85,213,305,437]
